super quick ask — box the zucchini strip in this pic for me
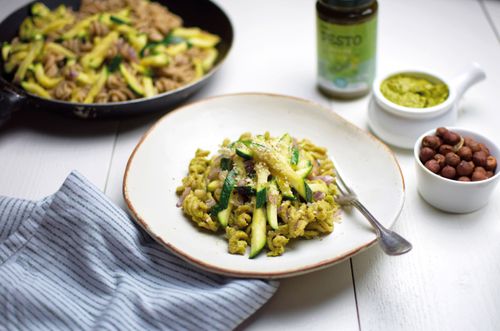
[249,141,313,202]
[211,168,237,227]
[266,180,279,230]
[45,43,76,59]
[119,64,144,96]
[81,31,119,69]
[249,163,269,258]
[34,63,62,88]
[84,67,108,103]
[21,81,51,99]
[14,40,43,83]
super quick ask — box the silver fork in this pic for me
[334,168,412,256]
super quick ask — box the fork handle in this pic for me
[351,200,412,256]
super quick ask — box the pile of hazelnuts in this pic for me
[419,127,497,181]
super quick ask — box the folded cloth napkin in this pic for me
[0,172,278,331]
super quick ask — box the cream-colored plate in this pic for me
[123,93,405,279]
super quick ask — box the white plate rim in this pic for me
[123,92,406,278]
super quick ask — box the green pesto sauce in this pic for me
[380,74,449,108]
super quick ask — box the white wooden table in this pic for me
[1,0,500,330]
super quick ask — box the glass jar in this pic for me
[316,0,378,99]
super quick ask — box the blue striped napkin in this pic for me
[0,172,278,331]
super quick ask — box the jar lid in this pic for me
[320,0,374,8]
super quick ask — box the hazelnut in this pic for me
[434,154,446,168]
[458,176,471,182]
[472,170,488,181]
[439,144,454,156]
[457,146,472,161]
[419,147,436,163]
[478,143,490,155]
[424,159,441,173]
[486,171,494,178]
[464,136,474,146]
[445,152,461,167]
[422,135,441,150]
[441,165,456,179]
[456,161,474,177]
[474,166,486,174]
[436,127,448,137]
[467,139,481,152]
[442,131,461,145]
[485,155,497,171]
[472,151,488,167]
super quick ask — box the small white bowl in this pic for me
[368,63,486,149]
[414,128,500,213]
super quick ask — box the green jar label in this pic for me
[317,16,377,93]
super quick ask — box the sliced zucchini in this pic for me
[131,62,153,76]
[107,56,122,72]
[128,33,148,53]
[172,27,202,38]
[276,177,295,200]
[62,14,98,40]
[217,202,232,228]
[235,142,253,160]
[266,180,279,230]
[255,162,269,207]
[21,81,51,99]
[45,42,76,59]
[33,63,62,88]
[296,156,312,170]
[81,31,119,68]
[40,17,74,35]
[14,40,43,83]
[165,42,188,56]
[249,141,313,202]
[202,48,218,71]
[2,43,11,61]
[290,146,299,166]
[193,58,203,79]
[110,15,130,25]
[249,207,266,258]
[250,162,269,258]
[188,32,220,48]
[4,51,28,74]
[219,169,236,209]
[140,53,169,67]
[233,156,246,177]
[296,162,313,179]
[308,182,328,193]
[31,2,50,17]
[163,34,186,45]
[211,168,237,227]
[84,67,108,103]
[220,158,233,171]
[76,72,96,85]
[142,77,156,98]
[256,188,267,209]
[249,162,269,258]
[277,133,293,158]
[119,63,144,96]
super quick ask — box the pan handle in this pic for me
[0,78,26,125]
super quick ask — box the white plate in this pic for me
[123,93,405,279]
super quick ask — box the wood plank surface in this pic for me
[341,1,500,330]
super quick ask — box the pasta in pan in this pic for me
[2,0,220,103]
[176,133,342,258]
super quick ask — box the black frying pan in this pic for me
[0,0,233,124]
